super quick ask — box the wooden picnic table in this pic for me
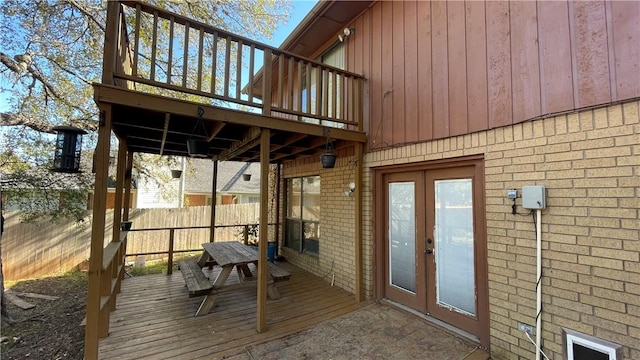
[181,241,288,316]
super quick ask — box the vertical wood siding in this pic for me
[348,0,640,149]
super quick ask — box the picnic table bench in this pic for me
[177,259,214,297]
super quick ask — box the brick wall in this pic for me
[281,149,359,294]
[361,100,639,359]
[282,101,638,359]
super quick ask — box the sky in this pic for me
[271,1,317,47]
[0,1,318,113]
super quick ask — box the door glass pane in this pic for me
[434,179,475,315]
[388,182,416,293]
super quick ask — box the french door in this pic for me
[380,161,488,346]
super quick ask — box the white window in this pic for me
[564,329,622,360]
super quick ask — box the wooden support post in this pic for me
[355,142,364,302]
[209,160,218,243]
[167,228,175,275]
[84,104,113,360]
[257,128,270,333]
[122,150,134,222]
[112,139,127,243]
[274,164,281,252]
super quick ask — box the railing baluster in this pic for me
[236,39,243,99]
[287,57,293,111]
[332,70,337,119]
[167,16,174,85]
[322,68,329,120]
[210,31,218,94]
[297,60,303,113]
[356,78,363,131]
[315,64,321,117]
[182,22,189,88]
[305,62,311,115]
[341,73,346,122]
[224,36,231,98]
[349,76,355,124]
[248,44,255,103]
[197,27,204,92]
[133,4,141,77]
[150,11,158,81]
[277,53,284,108]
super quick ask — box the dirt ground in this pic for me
[1,272,489,360]
[1,271,87,360]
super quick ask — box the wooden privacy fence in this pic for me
[1,203,260,281]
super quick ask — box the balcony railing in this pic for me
[105,1,364,130]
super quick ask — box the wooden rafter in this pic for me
[216,127,262,162]
[206,121,226,142]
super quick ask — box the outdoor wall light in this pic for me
[242,173,251,181]
[338,27,354,42]
[344,182,356,197]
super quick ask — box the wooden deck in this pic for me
[98,262,364,359]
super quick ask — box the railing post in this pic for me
[167,228,175,275]
[243,225,249,245]
[262,48,272,116]
[101,1,121,85]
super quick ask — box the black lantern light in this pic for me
[52,125,87,173]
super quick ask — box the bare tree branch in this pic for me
[0,112,55,133]
[0,52,24,74]
[65,0,106,33]
[0,112,98,133]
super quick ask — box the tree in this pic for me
[0,0,291,205]
[0,0,291,320]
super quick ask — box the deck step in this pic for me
[177,259,213,297]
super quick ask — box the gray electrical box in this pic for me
[522,185,546,209]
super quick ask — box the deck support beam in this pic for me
[355,142,364,302]
[257,128,270,333]
[209,160,218,243]
[85,104,113,360]
[112,139,128,243]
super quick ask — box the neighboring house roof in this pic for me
[184,160,261,195]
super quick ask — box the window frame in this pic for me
[284,175,321,256]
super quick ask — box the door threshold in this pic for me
[381,299,480,345]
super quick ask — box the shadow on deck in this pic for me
[98,262,364,359]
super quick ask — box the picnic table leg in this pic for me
[238,264,253,278]
[196,251,210,268]
[195,292,217,316]
[266,274,281,300]
[212,265,234,287]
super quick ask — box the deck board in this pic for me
[99,262,364,359]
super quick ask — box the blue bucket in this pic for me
[253,243,277,263]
